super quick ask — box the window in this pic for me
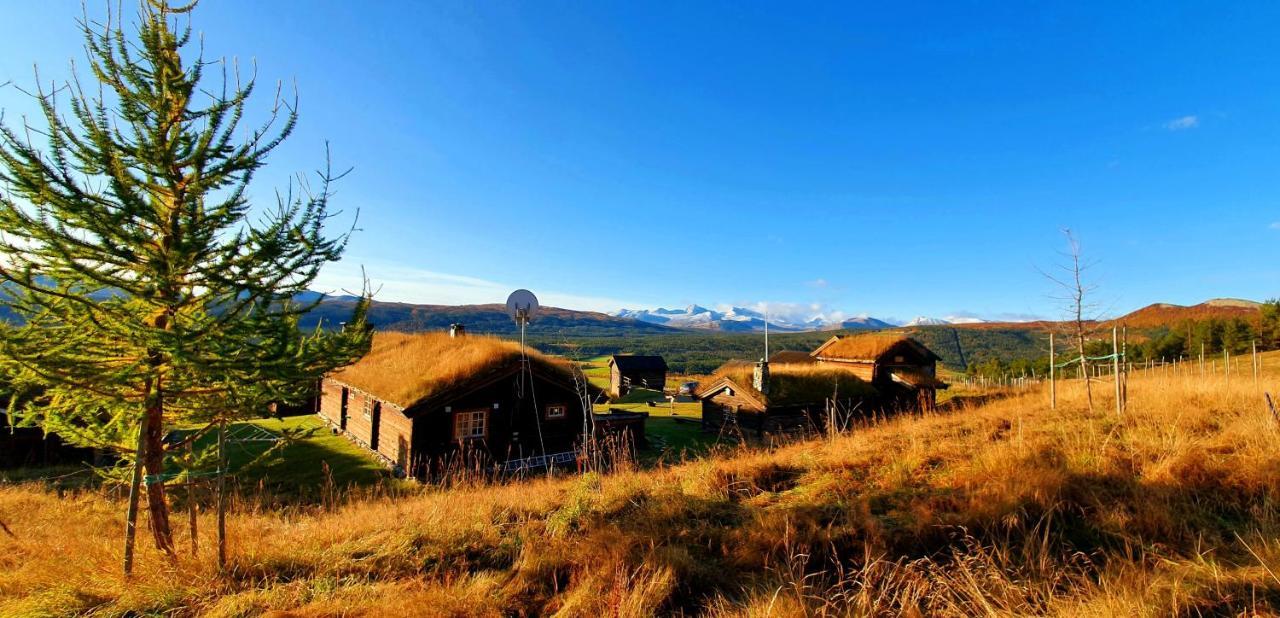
[453,409,488,441]
[894,355,905,363]
[362,396,373,420]
[546,404,567,419]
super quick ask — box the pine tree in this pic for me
[0,1,371,560]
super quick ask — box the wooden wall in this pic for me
[318,379,414,472]
[611,367,666,397]
[409,371,586,475]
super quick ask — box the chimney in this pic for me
[753,358,770,394]
[450,323,466,338]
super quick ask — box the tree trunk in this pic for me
[143,399,176,557]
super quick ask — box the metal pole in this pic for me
[1112,326,1121,416]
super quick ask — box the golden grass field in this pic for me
[3,353,1280,616]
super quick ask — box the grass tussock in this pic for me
[329,331,570,407]
[5,354,1280,615]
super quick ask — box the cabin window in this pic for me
[546,404,567,419]
[894,355,905,363]
[453,409,488,441]
[361,396,373,420]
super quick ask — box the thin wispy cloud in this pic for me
[314,261,643,314]
[1269,222,1280,230]
[1164,115,1199,131]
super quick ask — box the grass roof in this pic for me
[703,361,878,408]
[329,332,573,409]
[812,333,939,362]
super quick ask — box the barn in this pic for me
[318,331,601,477]
[696,360,877,437]
[810,333,947,411]
[606,355,668,397]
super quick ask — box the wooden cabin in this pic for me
[810,333,947,411]
[607,355,668,397]
[318,332,603,477]
[1,409,95,469]
[695,360,877,437]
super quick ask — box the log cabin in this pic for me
[0,408,96,469]
[809,333,947,411]
[606,355,668,397]
[318,331,607,478]
[696,360,877,437]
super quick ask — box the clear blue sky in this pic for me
[2,2,1279,323]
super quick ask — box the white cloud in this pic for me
[1269,222,1280,230]
[1164,115,1199,131]
[313,261,642,314]
[805,278,829,288]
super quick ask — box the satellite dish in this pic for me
[506,289,539,326]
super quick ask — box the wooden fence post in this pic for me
[122,425,146,576]
[1049,333,1056,410]
[217,418,228,573]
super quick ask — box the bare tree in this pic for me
[1040,229,1098,412]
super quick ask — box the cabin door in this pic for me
[370,402,382,450]
[339,388,349,431]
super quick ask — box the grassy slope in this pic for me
[4,353,1280,616]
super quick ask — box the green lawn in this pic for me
[204,415,397,496]
[1,416,400,500]
[579,355,613,391]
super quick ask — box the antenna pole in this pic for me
[764,307,769,359]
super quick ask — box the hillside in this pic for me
[4,358,1280,615]
[300,298,679,337]
[1106,298,1262,328]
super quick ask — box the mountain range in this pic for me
[613,305,989,332]
[298,296,1264,336]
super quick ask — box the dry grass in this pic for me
[5,354,1280,616]
[329,332,570,407]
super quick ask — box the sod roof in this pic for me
[811,333,941,363]
[697,361,878,408]
[768,350,817,365]
[328,332,574,409]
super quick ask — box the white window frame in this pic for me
[453,409,488,441]
[545,404,567,420]
[362,395,373,420]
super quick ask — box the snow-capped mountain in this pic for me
[904,315,990,326]
[614,305,895,332]
[904,316,951,326]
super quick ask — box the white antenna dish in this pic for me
[506,289,539,326]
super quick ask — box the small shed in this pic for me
[318,332,604,478]
[695,360,876,437]
[810,333,947,411]
[607,355,668,397]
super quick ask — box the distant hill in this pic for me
[1106,298,1262,329]
[840,316,897,330]
[301,298,679,337]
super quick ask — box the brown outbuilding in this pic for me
[606,355,668,398]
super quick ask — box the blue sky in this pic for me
[2,2,1279,323]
